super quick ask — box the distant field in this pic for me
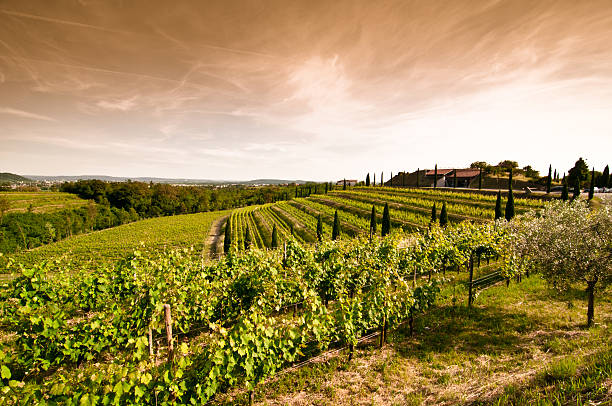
[0,191,90,213]
[3,209,230,270]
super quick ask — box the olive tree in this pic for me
[513,200,611,327]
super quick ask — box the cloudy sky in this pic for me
[1,0,611,180]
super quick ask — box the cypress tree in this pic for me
[439,202,448,227]
[573,177,580,200]
[505,171,515,221]
[325,182,328,194]
[478,167,482,190]
[416,168,420,188]
[430,203,437,223]
[495,191,503,220]
[380,172,383,187]
[370,205,377,234]
[561,183,569,201]
[546,164,552,194]
[599,165,609,188]
[271,224,278,248]
[390,172,393,186]
[316,215,323,242]
[434,164,438,189]
[588,167,595,200]
[295,187,298,198]
[244,224,252,250]
[373,173,376,187]
[332,210,340,240]
[343,179,347,190]
[381,202,391,236]
[366,173,370,187]
[453,169,457,188]
[223,221,231,254]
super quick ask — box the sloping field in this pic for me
[226,186,546,250]
[0,191,90,213]
[4,209,231,269]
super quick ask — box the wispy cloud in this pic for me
[0,107,57,121]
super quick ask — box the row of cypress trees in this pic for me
[430,202,448,226]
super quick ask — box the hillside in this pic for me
[25,174,311,185]
[0,172,31,183]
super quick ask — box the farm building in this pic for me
[336,179,358,186]
[424,168,481,188]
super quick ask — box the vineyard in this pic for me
[0,219,515,405]
[225,186,545,250]
[0,191,90,214]
[3,210,230,269]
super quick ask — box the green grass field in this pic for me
[217,275,612,405]
[3,209,230,270]
[0,191,90,213]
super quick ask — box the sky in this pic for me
[1,0,611,181]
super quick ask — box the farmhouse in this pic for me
[424,168,481,188]
[336,179,358,187]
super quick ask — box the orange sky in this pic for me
[1,0,611,179]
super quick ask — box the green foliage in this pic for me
[365,173,370,187]
[588,167,595,200]
[430,203,437,223]
[567,157,589,186]
[316,215,323,242]
[244,224,252,250]
[546,164,552,194]
[597,165,609,188]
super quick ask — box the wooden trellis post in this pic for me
[164,304,174,363]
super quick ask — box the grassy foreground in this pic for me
[3,210,230,270]
[219,276,611,405]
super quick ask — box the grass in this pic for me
[0,191,90,213]
[215,275,612,405]
[3,209,231,270]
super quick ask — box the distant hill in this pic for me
[0,172,31,183]
[24,175,312,185]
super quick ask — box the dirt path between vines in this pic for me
[205,215,228,260]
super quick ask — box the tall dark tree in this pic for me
[554,169,557,181]
[598,165,609,188]
[494,191,503,220]
[453,169,457,188]
[295,187,298,198]
[332,210,340,240]
[568,157,589,186]
[343,179,347,190]
[381,203,391,236]
[223,221,231,254]
[434,164,438,189]
[546,164,552,194]
[416,168,420,188]
[373,173,376,187]
[271,224,278,248]
[505,171,515,221]
[366,173,371,187]
[573,177,581,200]
[370,205,377,235]
[430,203,437,223]
[478,167,482,190]
[439,202,448,227]
[588,167,595,200]
[244,224,252,250]
[380,172,383,187]
[561,183,569,201]
[316,215,323,242]
[325,182,329,194]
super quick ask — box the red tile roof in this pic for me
[425,169,453,176]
